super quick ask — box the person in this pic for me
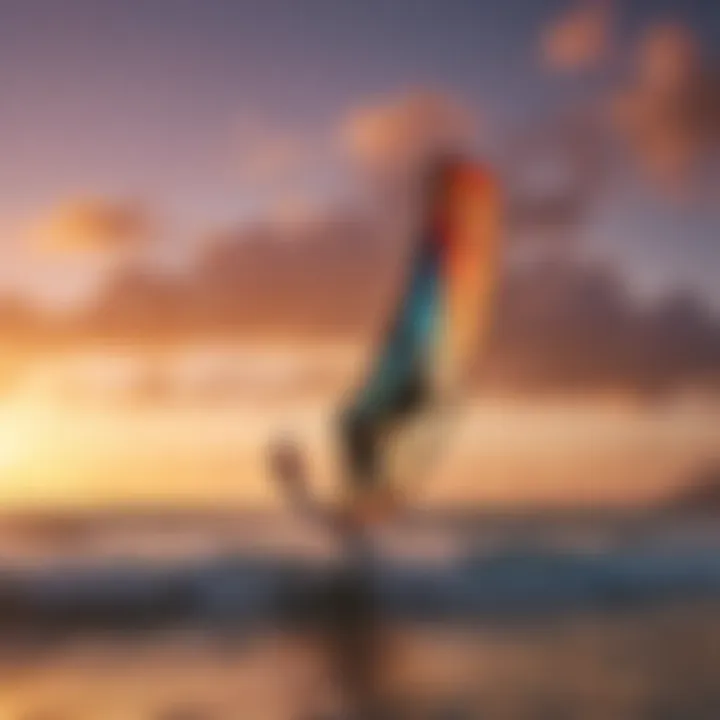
[269,155,500,716]
[268,437,384,719]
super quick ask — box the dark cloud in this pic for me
[61,215,720,395]
[485,258,720,394]
[78,214,399,342]
[609,23,720,188]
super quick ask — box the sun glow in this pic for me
[0,402,36,473]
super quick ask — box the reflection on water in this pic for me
[1,609,720,719]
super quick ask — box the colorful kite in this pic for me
[340,156,502,502]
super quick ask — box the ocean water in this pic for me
[0,352,718,716]
[0,511,719,718]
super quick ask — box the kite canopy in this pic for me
[340,156,502,500]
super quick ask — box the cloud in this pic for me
[7,203,720,395]
[31,198,151,254]
[232,117,312,186]
[338,91,475,180]
[541,1,612,72]
[77,232,720,395]
[268,193,331,234]
[486,259,720,394]
[609,23,719,186]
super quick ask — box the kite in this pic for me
[339,156,502,505]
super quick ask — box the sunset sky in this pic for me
[0,1,717,508]
[0,0,718,309]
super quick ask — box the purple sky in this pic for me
[0,0,717,308]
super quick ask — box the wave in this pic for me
[1,543,720,637]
